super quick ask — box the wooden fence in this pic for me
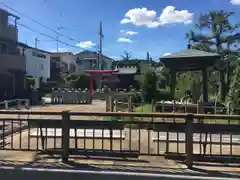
[0,110,239,169]
[51,89,91,104]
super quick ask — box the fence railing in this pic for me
[0,110,239,169]
[113,98,233,115]
[0,99,29,110]
[51,89,91,104]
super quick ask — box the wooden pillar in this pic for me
[170,70,176,99]
[202,68,208,102]
[62,111,70,162]
[186,114,193,169]
[105,95,109,112]
[128,95,133,112]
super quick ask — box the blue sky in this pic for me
[1,0,239,60]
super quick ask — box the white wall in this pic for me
[20,47,50,88]
[51,52,76,71]
[75,56,113,73]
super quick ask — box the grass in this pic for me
[135,104,154,113]
[134,104,240,124]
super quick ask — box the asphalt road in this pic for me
[0,166,239,180]
[153,132,240,143]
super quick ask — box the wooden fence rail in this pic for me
[0,110,240,169]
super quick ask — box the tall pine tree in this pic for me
[227,59,240,114]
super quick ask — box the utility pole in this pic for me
[99,21,103,70]
[98,21,104,89]
[56,35,59,52]
[56,27,63,52]
[147,52,150,66]
[34,37,40,49]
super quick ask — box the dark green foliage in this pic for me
[186,11,240,101]
[142,69,157,103]
[155,89,173,101]
[66,73,90,89]
[24,76,35,90]
[227,59,240,114]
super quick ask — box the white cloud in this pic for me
[120,6,193,28]
[120,8,160,28]
[159,6,193,25]
[76,41,96,49]
[120,30,138,35]
[230,0,240,5]
[117,37,132,43]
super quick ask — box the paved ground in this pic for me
[0,101,239,176]
[152,132,240,143]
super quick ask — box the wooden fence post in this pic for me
[109,96,114,112]
[128,95,133,112]
[62,110,70,162]
[4,100,8,109]
[114,99,117,112]
[105,95,109,112]
[186,113,193,169]
[17,99,21,109]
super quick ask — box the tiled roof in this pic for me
[74,50,114,61]
[114,67,137,74]
[113,59,158,66]
[160,49,220,59]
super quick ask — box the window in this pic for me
[0,43,8,53]
[51,57,61,61]
[39,64,44,70]
[76,57,82,65]
[32,51,46,59]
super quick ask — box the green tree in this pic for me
[121,51,132,60]
[142,69,157,103]
[65,73,90,89]
[227,58,240,114]
[24,75,35,90]
[186,11,240,101]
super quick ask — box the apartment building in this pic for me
[75,50,113,72]
[49,52,77,82]
[18,45,51,88]
[0,8,26,100]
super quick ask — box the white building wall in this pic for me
[51,52,76,71]
[75,56,113,73]
[19,47,50,88]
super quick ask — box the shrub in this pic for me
[155,89,173,101]
[142,69,157,103]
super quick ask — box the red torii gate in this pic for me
[86,69,119,97]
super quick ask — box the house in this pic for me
[49,52,76,83]
[0,9,26,100]
[51,52,77,72]
[74,50,114,89]
[18,45,51,88]
[74,50,113,72]
[111,59,159,89]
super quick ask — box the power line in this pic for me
[0,2,82,44]
[38,0,96,33]
[17,22,84,49]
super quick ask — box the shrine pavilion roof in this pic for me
[160,49,220,71]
